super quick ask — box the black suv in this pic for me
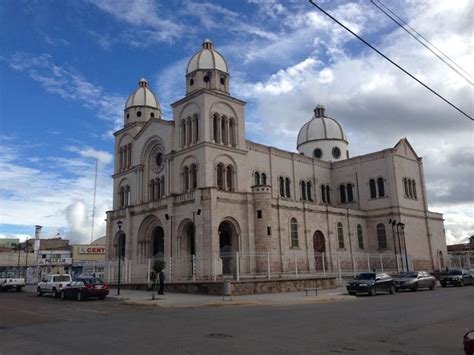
[346,272,396,296]
[440,269,474,287]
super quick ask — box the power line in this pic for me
[308,0,473,121]
[371,0,473,86]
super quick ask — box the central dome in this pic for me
[186,39,228,74]
[297,105,349,161]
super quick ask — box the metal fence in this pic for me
[447,253,473,270]
[105,251,422,286]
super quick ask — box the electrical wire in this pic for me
[308,0,473,121]
[371,0,473,86]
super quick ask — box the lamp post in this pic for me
[398,223,408,271]
[190,209,201,280]
[117,220,123,296]
[388,219,398,271]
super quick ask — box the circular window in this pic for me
[220,76,225,85]
[137,111,142,117]
[313,148,322,159]
[155,152,163,167]
[332,147,341,159]
[203,75,210,83]
[190,78,194,86]
[150,112,155,118]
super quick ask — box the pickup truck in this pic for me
[0,271,26,292]
[37,274,72,298]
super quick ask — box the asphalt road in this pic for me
[0,286,472,354]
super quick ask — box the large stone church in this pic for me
[105,39,447,282]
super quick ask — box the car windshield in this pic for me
[54,276,70,282]
[80,278,104,285]
[447,270,462,275]
[400,272,419,278]
[356,273,376,280]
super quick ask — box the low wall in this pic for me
[114,276,337,295]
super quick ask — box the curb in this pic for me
[299,295,356,304]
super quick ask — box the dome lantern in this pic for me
[123,78,161,127]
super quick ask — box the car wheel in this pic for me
[369,287,376,296]
[459,280,465,287]
[16,286,22,292]
[52,288,58,298]
[389,285,395,294]
[36,287,42,296]
[429,282,435,290]
[412,283,418,292]
[60,291,66,300]
[76,292,83,301]
[99,295,106,300]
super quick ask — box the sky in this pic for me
[0,0,473,245]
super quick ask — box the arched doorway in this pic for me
[177,220,196,278]
[151,226,165,259]
[218,220,239,276]
[313,230,326,272]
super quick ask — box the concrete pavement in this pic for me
[108,286,354,307]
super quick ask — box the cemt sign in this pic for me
[78,246,106,254]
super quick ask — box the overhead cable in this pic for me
[308,0,473,121]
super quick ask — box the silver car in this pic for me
[393,271,436,292]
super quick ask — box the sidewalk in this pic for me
[108,286,354,308]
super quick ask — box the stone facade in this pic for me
[105,40,448,283]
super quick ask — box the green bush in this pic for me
[152,260,166,273]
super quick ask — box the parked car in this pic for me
[346,272,395,296]
[59,277,109,301]
[393,271,436,292]
[440,269,474,287]
[37,274,72,298]
[464,330,474,355]
[0,271,25,292]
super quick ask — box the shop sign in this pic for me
[38,257,72,266]
[78,246,106,254]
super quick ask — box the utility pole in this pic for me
[91,156,98,244]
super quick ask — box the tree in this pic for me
[152,260,166,273]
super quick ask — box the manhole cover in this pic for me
[207,333,233,339]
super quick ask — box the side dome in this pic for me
[297,105,349,161]
[125,78,160,110]
[186,39,228,74]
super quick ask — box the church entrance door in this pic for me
[218,221,239,276]
[313,231,327,272]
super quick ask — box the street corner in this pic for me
[298,295,357,304]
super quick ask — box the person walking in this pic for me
[158,269,165,295]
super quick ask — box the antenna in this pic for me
[90,156,98,244]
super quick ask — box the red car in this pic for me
[59,277,109,301]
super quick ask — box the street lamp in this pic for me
[389,219,408,272]
[191,209,201,256]
[397,222,408,271]
[117,220,123,296]
[388,219,398,271]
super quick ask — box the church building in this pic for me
[105,40,448,282]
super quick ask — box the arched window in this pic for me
[279,177,285,197]
[160,176,165,197]
[290,218,299,248]
[186,117,192,146]
[191,164,197,190]
[193,115,199,143]
[321,185,326,203]
[261,173,267,185]
[301,181,307,200]
[376,223,387,249]
[229,118,236,147]
[337,222,344,249]
[181,120,186,148]
[213,114,219,143]
[408,179,413,198]
[119,186,125,207]
[340,184,346,203]
[255,172,260,186]
[413,180,417,199]
[221,116,228,145]
[347,184,354,202]
[403,178,408,196]
[216,164,225,190]
[149,180,154,201]
[127,143,132,168]
[307,182,312,201]
[369,179,377,199]
[357,224,364,249]
[326,185,331,204]
[377,177,385,197]
[183,166,189,192]
[285,177,291,198]
[226,165,234,191]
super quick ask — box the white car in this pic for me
[37,274,72,298]
[0,271,25,292]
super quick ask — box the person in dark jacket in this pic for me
[158,270,165,295]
